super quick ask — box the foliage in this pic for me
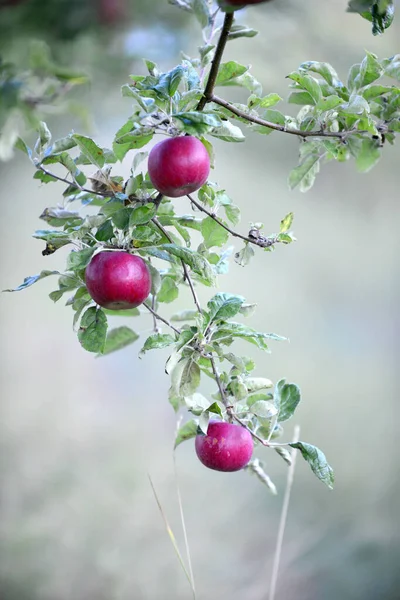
[7,0,396,493]
[0,42,88,161]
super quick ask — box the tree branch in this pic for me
[211,94,371,140]
[143,301,181,335]
[197,12,234,111]
[151,217,202,314]
[209,355,271,447]
[187,193,281,249]
[37,164,110,197]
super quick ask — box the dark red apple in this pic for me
[148,136,210,198]
[98,0,126,25]
[85,251,151,310]
[195,420,254,472]
[218,0,272,8]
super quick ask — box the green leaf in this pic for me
[180,359,201,396]
[280,212,294,233]
[171,309,198,322]
[289,442,334,489]
[216,61,248,86]
[174,112,222,135]
[35,121,51,154]
[72,134,105,169]
[174,419,199,449]
[129,204,157,226]
[78,307,108,353]
[245,377,273,392]
[275,380,301,422]
[207,292,245,323]
[66,247,96,272]
[355,138,381,172]
[299,61,342,88]
[315,95,343,112]
[100,326,139,356]
[140,333,176,356]
[157,244,215,285]
[287,72,322,104]
[158,277,179,303]
[250,400,278,419]
[228,24,258,40]
[192,0,210,28]
[288,144,321,192]
[4,270,59,292]
[359,51,383,86]
[201,216,229,248]
[234,243,255,267]
[209,120,245,142]
[248,93,282,109]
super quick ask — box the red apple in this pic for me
[98,0,126,25]
[148,136,210,198]
[85,251,151,310]
[195,420,254,472]
[218,0,272,8]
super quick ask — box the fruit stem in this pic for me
[197,11,234,111]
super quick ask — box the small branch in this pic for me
[209,355,271,446]
[211,94,370,141]
[268,425,300,600]
[187,194,281,249]
[143,302,181,335]
[197,12,234,111]
[37,164,110,197]
[152,217,202,314]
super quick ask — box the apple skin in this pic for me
[195,420,254,472]
[85,251,151,310]
[219,0,272,8]
[148,136,210,198]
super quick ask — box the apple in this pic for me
[148,136,210,198]
[98,0,126,25]
[218,0,272,8]
[85,251,151,310]
[195,420,254,472]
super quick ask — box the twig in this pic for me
[211,94,371,141]
[197,12,234,111]
[143,302,181,335]
[209,355,272,446]
[152,217,202,314]
[187,194,281,249]
[268,425,300,600]
[37,164,110,197]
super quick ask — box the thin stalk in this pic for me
[268,425,300,600]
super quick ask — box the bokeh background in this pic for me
[0,1,399,599]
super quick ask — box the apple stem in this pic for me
[187,193,281,249]
[197,11,234,111]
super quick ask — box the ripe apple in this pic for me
[148,136,210,198]
[98,0,126,25]
[85,251,151,310]
[195,420,254,472]
[218,0,272,8]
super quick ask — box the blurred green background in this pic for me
[0,1,399,599]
